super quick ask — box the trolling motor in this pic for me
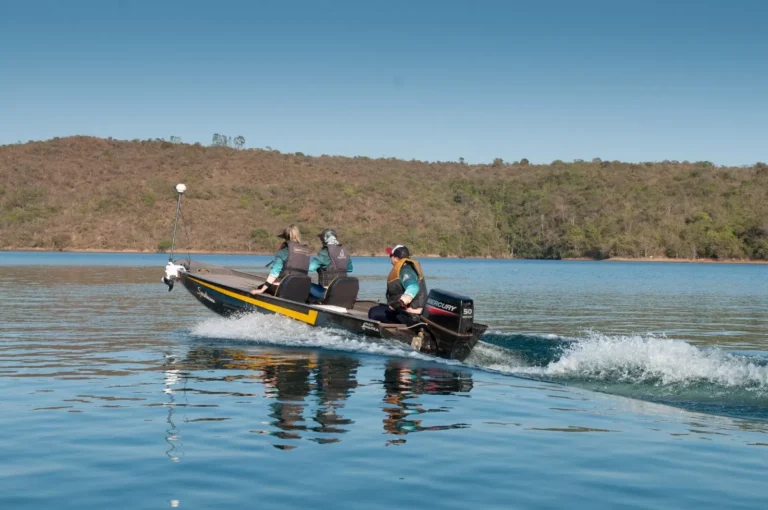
[162,184,188,291]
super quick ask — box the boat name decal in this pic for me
[197,287,216,304]
[426,298,457,312]
[186,276,318,326]
[362,322,378,332]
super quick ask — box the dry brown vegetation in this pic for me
[1,136,767,260]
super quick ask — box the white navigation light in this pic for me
[175,183,187,194]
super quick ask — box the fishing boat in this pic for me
[161,184,487,361]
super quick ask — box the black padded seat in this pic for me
[321,277,360,309]
[275,275,312,303]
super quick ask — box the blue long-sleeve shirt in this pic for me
[267,246,289,278]
[399,264,420,299]
[270,246,355,280]
[309,247,354,275]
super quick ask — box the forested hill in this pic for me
[1,136,767,260]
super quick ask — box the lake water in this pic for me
[1,252,767,509]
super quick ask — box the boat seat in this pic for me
[314,304,348,313]
[321,277,359,309]
[275,275,312,303]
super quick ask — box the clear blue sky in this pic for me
[1,0,766,165]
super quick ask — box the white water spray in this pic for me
[543,332,768,388]
[189,312,450,362]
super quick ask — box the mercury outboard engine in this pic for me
[420,289,483,361]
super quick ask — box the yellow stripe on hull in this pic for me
[187,276,318,326]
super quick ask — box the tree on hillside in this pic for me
[234,136,245,149]
[170,136,182,144]
[492,158,504,168]
[211,133,231,147]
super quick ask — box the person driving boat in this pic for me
[367,244,428,324]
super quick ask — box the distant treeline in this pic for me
[0,136,766,260]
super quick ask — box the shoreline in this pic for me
[2,248,767,264]
[563,256,768,265]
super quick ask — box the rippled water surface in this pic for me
[1,252,767,509]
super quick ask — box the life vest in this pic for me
[277,241,311,280]
[317,244,350,287]
[385,258,428,309]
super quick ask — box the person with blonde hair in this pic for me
[251,225,312,295]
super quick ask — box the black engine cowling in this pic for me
[421,289,477,360]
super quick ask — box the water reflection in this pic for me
[381,361,473,443]
[163,353,185,463]
[261,355,314,444]
[174,346,473,449]
[312,356,359,440]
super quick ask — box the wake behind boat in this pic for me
[161,184,487,361]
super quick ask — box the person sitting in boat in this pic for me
[308,228,354,301]
[367,245,428,324]
[251,225,312,295]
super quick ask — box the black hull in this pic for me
[174,259,485,361]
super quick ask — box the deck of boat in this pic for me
[184,263,385,321]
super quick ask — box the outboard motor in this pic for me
[421,289,479,360]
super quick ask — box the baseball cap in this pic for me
[386,244,410,257]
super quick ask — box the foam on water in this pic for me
[188,311,452,363]
[473,331,768,419]
[471,330,768,389]
[531,332,768,389]
[464,340,530,371]
[549,332,767,387]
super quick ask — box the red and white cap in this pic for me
[386,245,410,257]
